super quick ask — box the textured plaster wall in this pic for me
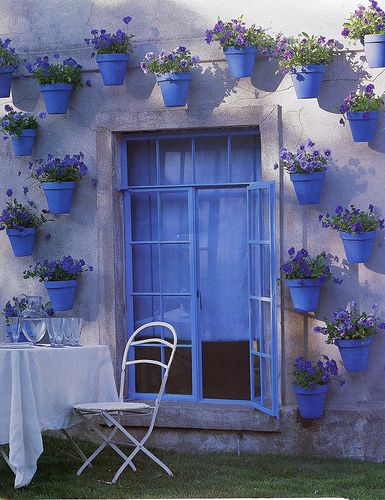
[1,0,385,458]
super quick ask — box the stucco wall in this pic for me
[2,0,385,458]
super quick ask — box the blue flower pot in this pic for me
[339,231,376,263]
[335,337,372,372]
[10,129,37,157]
[290,64,325,99]
[6,227,37,257]
[39,83,74,114]
[157,72,192,107]
[45,280,78,311]
[286,278,322,313]
[0,65,15,98]
[363,34,385,68]
[96,53,129,86]
[42,181,76,215]
[290,171,325,205]
[292,384,328,419]
[347,111,378,142]
[223,46,257,78]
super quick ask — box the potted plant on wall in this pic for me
[205,16,274,78]
[0,188,51,257]
[1,104,45,156]
[342,1,385,68]
[26,54,82,114]
[2,296,54,342]
[0,38,19,98]
[314,303,385,372]
[275,139,332,205]
[140,47,200,107]
[85,16,134,86]
[274,33,336,98]
[339,84,383,142]
[281,247,342,313]
[320,204,384,263]
[23,256,93,311]
[292,355,342,419]
[29,152,88,215]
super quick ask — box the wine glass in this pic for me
[8,317,21,343]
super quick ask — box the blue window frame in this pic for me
[121,129,278,416]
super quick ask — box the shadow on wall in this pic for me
[251,57,284,93]
[317,53,371,115]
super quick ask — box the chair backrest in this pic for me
[119,322,177,420]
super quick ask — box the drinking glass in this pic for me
[8,317,21,343]
[20,318,47,344]
[63,317,84,347]
[46,318,64,347]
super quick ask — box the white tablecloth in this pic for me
[0,345,119,488]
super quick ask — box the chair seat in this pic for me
[73,401,151,413]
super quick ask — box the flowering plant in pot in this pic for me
[292,355,342,419]
[319,204,384,263]
[2,296,54,342]
[26,54,82,114]
[314,302,385,372]
[29,152,88,215]
[274,33,336,98]
[0,188,50,257]
[1,104,45,156]
[141,47,199,107]
[0,38,19,97]
[281,247,342,313]
[205,16,274,78]
[341,1,385,68]
[23,256,93,311]
[275,139,332,205]
[339,84,383,142]
[85,16,133,86]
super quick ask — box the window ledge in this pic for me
[120,401,281,432]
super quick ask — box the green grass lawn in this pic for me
[1,435,385,499]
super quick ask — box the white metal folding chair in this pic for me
[72,321,177,483]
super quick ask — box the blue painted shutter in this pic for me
[247,181,278,417]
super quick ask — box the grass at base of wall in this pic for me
[0,435,384,499]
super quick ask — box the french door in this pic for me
[124,182,277,415]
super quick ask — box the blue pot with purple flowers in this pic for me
[223,46,257,78]
[347,111,378,142]
[290,64,325,99]
[0,66,15,98]
[11,129,37,156]
[292,384,328,419]
[335,337,372,372]
[96,54,129,86]
[340,231,377,263]
[290,171,325,205]
[44,280,78,311]
[6,227,37,257]
[39,83,74,114]
[157,72,192,107]
[363,34,385,68]
[42,182,76,215]
[286,278,322,312]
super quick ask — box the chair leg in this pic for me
[61,429,93,468]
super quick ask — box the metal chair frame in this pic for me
[73,321,177,483]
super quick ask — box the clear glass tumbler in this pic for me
[46,318,65,347]
[64,317,84,347]
[8,317,21,343]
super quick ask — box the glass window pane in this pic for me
[134,346,161,393]
[262,357,273,410]
[161,244,190,293]
[133,296,160,332]
[250,245,261,297]
[160,138,193,185]
[250,298,260,351]
[261,301,272,355]
[195,136,228,184]
[132,245,159,293]
[131,193,158,241]
[127,140,157,186]
[165,347,192,395]
[162,296,191,343]
[202,341,250,400]
[160,191,189,241]
[249,188,270,241]
[252,355,261,401]
[231,135,258,182]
